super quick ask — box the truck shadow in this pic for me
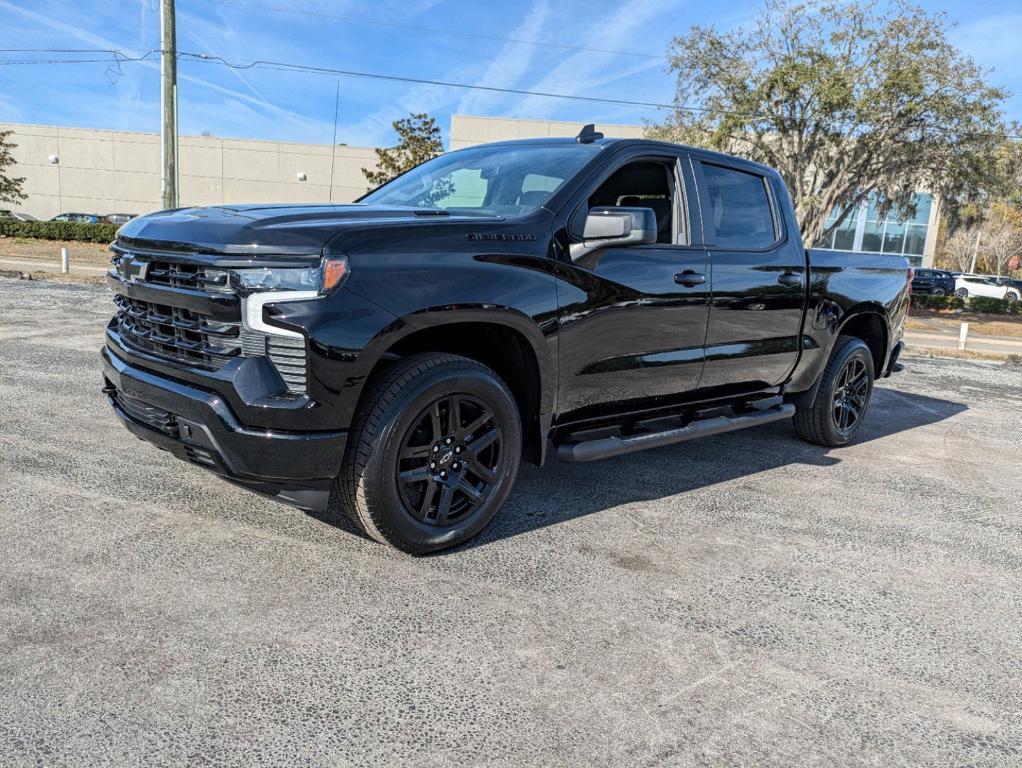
[307,387,966,551]
[461,386,967,551]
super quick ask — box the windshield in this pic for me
[360,143,602,215]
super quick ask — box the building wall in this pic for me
[449,114,645,150]
[1,122,378,220]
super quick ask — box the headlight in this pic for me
[229,257,348,295]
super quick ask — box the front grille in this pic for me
[114,391,178,437]
[114,294,242,370]
[110,246,309,395]
[144,261,232,293]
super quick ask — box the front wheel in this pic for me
[793,335,875,447]
[338,353,522,554]
[1007,291,1019,303]
[955,287,968,299]
[932,287,947,297]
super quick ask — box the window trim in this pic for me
[693,160,786,252]
[561,150,699,249]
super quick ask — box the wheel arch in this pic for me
[788,306,890,410]
[837,308,889,377]
[358,307,553,466]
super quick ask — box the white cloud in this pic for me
[454,0,552,115]
[509,0,681,119]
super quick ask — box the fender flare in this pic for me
[355,303,557,462]
[789,305,890,409]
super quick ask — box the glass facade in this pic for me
[816,193,932,267]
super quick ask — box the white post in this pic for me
[60,247,69,274]
[958,322,969,351]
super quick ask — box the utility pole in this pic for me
[160,0,178,210]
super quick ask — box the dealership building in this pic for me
[1,115,938,266]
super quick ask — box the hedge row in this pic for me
[968,296,1021,315]
[912,293,1020,315]
[911,294,964,310]
[0,219,118,243]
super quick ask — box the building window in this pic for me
[817,192,932,267]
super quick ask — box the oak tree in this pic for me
[647,0,1009,245]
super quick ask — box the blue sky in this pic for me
[1,0,1020,148]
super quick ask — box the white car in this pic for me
[954,274,1020,301]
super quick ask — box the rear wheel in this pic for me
[955,287,968,299]
[1007,291,1019,303]
[793,335,875,447]
[338,353,522,554]
[932,287,947,297]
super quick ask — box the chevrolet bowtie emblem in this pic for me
[119,254,149,284]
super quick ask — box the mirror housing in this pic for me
[569,206,658,261]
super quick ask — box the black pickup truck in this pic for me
[102,126,910,553]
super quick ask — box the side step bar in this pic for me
[556,403,796,463]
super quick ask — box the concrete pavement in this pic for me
[2,278,1021,767]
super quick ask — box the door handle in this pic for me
[675,270,705,286]
[777,272,802,287]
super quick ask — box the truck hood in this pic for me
[116,203,498,256]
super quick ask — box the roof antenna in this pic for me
[576,123,604,144]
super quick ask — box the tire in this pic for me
[338,353,522,554]
[932,287,947,297]
[1007,291,1019,303]
[955,288,968,299]
[793,335,875,448]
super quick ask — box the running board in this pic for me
[556,403,796,463]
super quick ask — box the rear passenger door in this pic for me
[695,160,806,389]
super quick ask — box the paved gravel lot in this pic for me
[2,277,1021,767]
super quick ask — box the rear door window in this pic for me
[700,163,777,249]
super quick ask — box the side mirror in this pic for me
[569,206,657,261]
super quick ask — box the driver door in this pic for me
[555,152,711,421]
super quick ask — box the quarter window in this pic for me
[700,163,776,248]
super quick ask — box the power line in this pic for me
[0,48,160,65]
[3,47,1020,140]
[176,50,677,111]
[209,0,662,60]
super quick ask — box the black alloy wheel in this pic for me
[338,352,522,554]
[831,356,870,436]
[396,394,503,526]
[932,287,947,296]
[793,334,875,447]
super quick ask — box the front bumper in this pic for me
[102,346,347,510]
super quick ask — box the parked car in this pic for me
[0,209,38,221]
[102,127,911,553]
[103,213,137,225]
[990,276,1022,295]
[911,268,956,296]
[51,213,101,224]
[955,274,1020,301]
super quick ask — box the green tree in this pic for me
[0,130,27,205]
[362,113,445,189]
[647,0,1009,245]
